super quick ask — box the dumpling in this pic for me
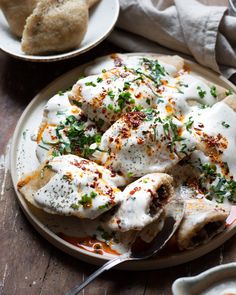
[70,66,161,131]
[92,109,196,177]
[21,0,89,55]
[17,155,126,219]
[34,91,99,163]
[106,173,174,232]
[177,196,230,250]
[0,0,38,37]
[86,0,100,7]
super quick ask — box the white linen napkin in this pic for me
[109,0,236,80]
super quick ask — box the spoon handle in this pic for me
[65,252,131,295]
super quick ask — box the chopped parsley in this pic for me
[71,203,79,210]
[97,77,103,83]
[222,121,230,128]
[56,110,66,116]
[185,116,194,133]
[210,85,217,98]
[197,86,206,98]
[53,115,101,158]
[127,172,134,178]
[198,160,236,203]
[107,104,113,111]
[225,89,233,96]
[98,203,109,210]
[117,91,134,111]
[107,90,115,100]
[123,82,131,90]
[79,194,93,208]
[72,100,82,107]
[134,58,166,86]
[57,90,64,96]
[85,81,96,87]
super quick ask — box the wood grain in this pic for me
[0,1,235,294]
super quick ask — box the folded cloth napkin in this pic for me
[109,0,236,81]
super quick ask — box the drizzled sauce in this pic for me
[58,233,119,256]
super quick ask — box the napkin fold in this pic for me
[109,0,236,80]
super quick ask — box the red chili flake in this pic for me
[106,187,114,197]
[109,137,114,143]
[135,92,142,99]
[102,108,107,114]
[120,127,130,139]
[137,137,144,144]
[95,170,102,178]
[123,111,146,129]
[109,198,116,205]
[72,159,89,169]
[111,53,124,67]
[130,186,141,195]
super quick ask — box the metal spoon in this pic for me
[65,199,185,295]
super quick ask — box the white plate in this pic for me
[0,0,119,62]
[172,262,236,295]
[10,53,236,270]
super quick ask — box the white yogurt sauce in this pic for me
[93,110,195,177]
[107,173,173,231]
[34,155,126,219]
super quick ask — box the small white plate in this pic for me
[10,53,236,270]
[0,0,119,62]
[172,262,236,295]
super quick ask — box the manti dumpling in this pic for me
[106,173,174,232]
[34,91,99,163]
[177,195,230,250]
[92,109,195,177]
[17,155,126,219]
[21,0,95,55]
[0,0,38,37]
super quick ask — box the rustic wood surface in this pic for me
[0,1,235,294]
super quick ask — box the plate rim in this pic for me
[10,52,236,270]
[0,0,120,62]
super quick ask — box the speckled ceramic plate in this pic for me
[0,0,119,62]
[10,53,236,270]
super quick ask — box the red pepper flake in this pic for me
[137,137,144,144]
[130,186,141,195]
[123,111,146,129]
[111,53,124,67]
[135,92,142,99]
[120,127,130,139]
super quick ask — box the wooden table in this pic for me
[1,2,236,294]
